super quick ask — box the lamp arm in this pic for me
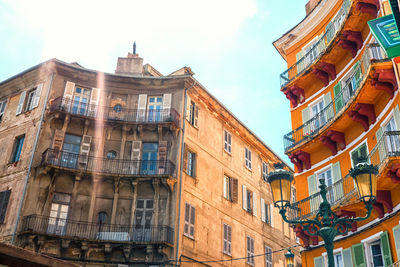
[332,201,373,229]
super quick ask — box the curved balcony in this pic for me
[20,215,174,245]
[280,0,379,88]
[49,97,180,128]
[284,44,389,152]
[41,149,176,178]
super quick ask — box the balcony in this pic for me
[49,97,180,128]
[20,215,174,245]
[42,149,176,178]
[287,174,357,221]
[284,44,388,152]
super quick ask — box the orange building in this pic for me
[274,0,400,266]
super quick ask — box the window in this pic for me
[106,151,117,159]
[242,185,255,215]
[245,148,252,170]
[317,168,334,201]
[184,203,195,239]
[265,245,272,267]
[246,236,255,266]
[98,212,108,223]
[48,193,70,235]
[0,190,11,224]
[16,85,43,115]
[291,186,297,204]
[350,141,368,166]
[10,135,25,163]
[186,151,196,177]
[0,100,7,122]
[262,162,268,181]
[72,87,91,115]
[188,101,199,127]
[262,201,272,225]
[25,90,36,112]
[310,98,326,129]
[147,96,163,122]
[223,223,232,255]
[333,252,343,267]
[223,175,238,202]
[113,104,123,112]
[224,131,232,154]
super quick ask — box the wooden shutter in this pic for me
[158,141,168,174]
[393,105,400,129]
[227,225,231,254]
[343,248,353,267]
[242,185,247,210]
[261,198,265,222]
[334,82,344,113]
[232,178,238,203]
[52,129,65,151]
[376,127,386,163]
[63,81,75,111]
[137,94,147,121]
[326,22,334,43]
[308,174,318,212]
[183,145,188,175]
[392,224,400,260]
[131,141,141,173]
[184,203,190,235]
[78,135,92,165]
[0,190,11,224]
[302,107,311,135]
[31,83,43,109]
[252,192,257,216]
[16,91,26,115]
[323,92,334,120]
[352,243,366,267]
[380,231,393,266]
[314,256,324,267]
[185,96,191,121]
[162,93,172,109]
[89,88,100,116]
[354,61,362,87]
[296,50,305,73]
[223,176,228,199]
[223,224,228,253]
[193,104,199,128]
[189,205,195,237]
[270,203,274,227]
[332,162,343,199]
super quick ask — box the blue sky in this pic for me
[0,0,308,164]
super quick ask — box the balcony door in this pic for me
[384,116,400,155]
[147,96,163,122]
[133,199,154,242]
[72,87,91,115]
[141,143,158,175]
[47,193,70,236]
[311,99,326,131]
[61,134,81,168]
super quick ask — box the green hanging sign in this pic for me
[368,14,400,58]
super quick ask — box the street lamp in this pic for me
[285,249,295,267]
[267,162,378,267]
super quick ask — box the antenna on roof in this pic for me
[133,42,137,55]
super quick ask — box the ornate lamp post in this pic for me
[267,162,378,267]
[285,249,295,267]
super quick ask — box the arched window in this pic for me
[106,151,117,159]
[113,104,123,113]
[98,212,107,224]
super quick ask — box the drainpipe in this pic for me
[174,79,196,266]
[11,71,55,244]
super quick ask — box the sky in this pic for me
[0,0,308,164]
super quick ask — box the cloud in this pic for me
[4,0,258,72]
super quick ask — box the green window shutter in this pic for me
[353,61,362,87]
[333,82,344,113]
[352,243,366,267]
[332,162,343,199]
[376,127,386,163]
[302,107,311,136]
[393,105,400,130]
[323,92,334,120]
[343,248,353,267]
[314,256,324,267]
[393,224,400,260]
[296,50,305,74]
[326,22,334,44]
[308,174,318,212]
[380,231,393,266]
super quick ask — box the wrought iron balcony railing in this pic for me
[287,174,357,221]
[369,131,400,169]
[42,149,175,177]
[280,0,351,87]
[49,97,180,127]
[21,215,174,244]
[284,44,387,152]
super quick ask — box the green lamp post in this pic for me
[267,162,378,267]
[285,249,295,267]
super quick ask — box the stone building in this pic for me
[0,51,299,266]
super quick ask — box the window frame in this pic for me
[349,140,369,167]
[223,223,232,256]
[0,190,11,224]
[10,135,25,163]
[25,89,36,112]
[246,235,255,266]
[0,99,7,122]
[184,203,195,239]
[185,149,196,177]
[245,148,252,170]
[265,245,272,267]
[262,161,268,181]
[224,130,232,154]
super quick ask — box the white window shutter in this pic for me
[137,94,147,121]
[270,204,274,227]
[162,93,172,109]
[186,96,191,121]
[376,127,385,162]
[394,105,400,129]
[193,105,199,128]
[332,162,343,199]
[89,88,100,117]
[393,225,400,260]
[302,107,311,135]
[16,91,26,115]
[31,83,43,109]
[131,141,142,174]
[342,248,353,267]
[223,176,227,199]
[323,92,334,120]
[252,192,257,216]
[242,185,247,210]
[78,135,92,165]
[261,198,266,222]
[63,81,75,111]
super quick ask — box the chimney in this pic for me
[305,0,321,15]
[115,42,143,76]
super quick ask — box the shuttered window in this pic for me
[224,130,232,154]
[246,236,255,266]
[10,135,25,163]
[352,243,366,267]
[350,142,368,166]
[223,223,232,255]
[261,198,272,225]
[342,248,353,267]
[0,100,7,122]
[184,203,195,239]
[392,224,400,260]
[188,101,199,127]
[0,190,11,224]
[265,245,272,267]
[245,148,252,170]
[262,162,268,181]
[314,256,325,267]
[223,175,238,202]
[183,145,196,178]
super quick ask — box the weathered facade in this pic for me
[0,52,299,266]
[274,0,400,266]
